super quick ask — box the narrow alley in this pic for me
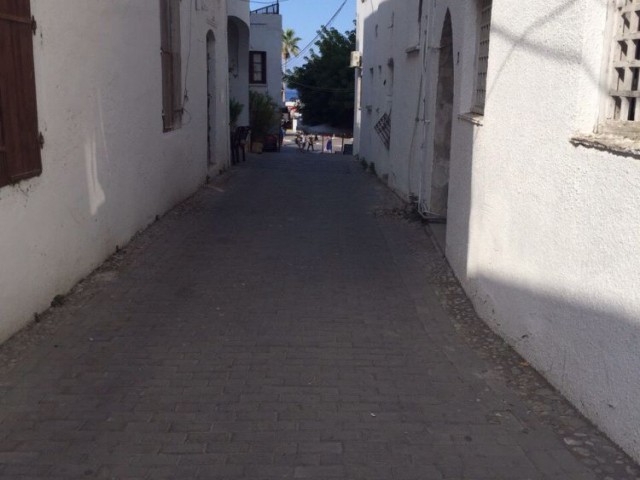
[0,147,633,479]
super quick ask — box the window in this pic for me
[602,0,640,135]
[250,51,267,84]
[374,113,391,149]
[160,0,182,131]
[0,0,42,188]
[473,0,493,115]
[406,0,424,52]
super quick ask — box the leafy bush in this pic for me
[249,91,279,142]
[229,98,244,128]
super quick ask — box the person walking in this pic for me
[278,126,285,151]
[306,134,315,152]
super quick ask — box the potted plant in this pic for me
[249,91,279,153]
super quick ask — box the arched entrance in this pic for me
[430,10,454,218]
[207,30,215,166]
[227,16,250,126]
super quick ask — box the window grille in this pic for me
[473,0,492,114]
[605,0,640,129]
[374,113,391,149]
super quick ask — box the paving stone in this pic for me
[0,148,632,479]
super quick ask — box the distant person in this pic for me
[326,136,333,153]
[307,134,315,151]
[279,126,285,151]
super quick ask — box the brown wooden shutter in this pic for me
[0,83,8,186]
[0,0,42,187]
[160,0,181,131]
[160,0,173,130]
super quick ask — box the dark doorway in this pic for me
[430,10,454,218]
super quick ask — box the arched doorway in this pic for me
[430,10,454,218]
[227,16,250,126]
[206,30,215,166]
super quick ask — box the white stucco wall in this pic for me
[354,0,428,195]
[228,14,251,126]
[356,0,640,462]
[249,12,283,104]
[227,0,249,27]
[0,0,230,343]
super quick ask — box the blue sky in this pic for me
[250,0,356,70]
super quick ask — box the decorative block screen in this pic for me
[608,0,640,123]
[474,0,492,114]
[374,113,391,149]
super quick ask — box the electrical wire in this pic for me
[287,80,352,93]
[283,0,348,68]
[182,0,194,109]
[284,0,347,65]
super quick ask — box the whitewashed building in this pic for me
[249,2,283,105]
[228,0,250,125]
[0,0,230,343]
[355,0,640,462]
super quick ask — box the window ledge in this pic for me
[405,44,420,55]
[570,133,640,159]
[458,112,484,126]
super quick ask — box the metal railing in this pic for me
[251,1,279,15]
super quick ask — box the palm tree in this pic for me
[282,28,302,64]
[282,28,301,103]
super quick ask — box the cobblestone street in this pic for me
[0,147,635,479]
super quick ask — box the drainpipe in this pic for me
[417,0,437,218]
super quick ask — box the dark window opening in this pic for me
[250,51,267,84]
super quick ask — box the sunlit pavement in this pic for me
[0,147,630,479]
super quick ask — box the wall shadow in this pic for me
[357,0,640,463]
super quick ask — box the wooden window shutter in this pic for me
[160,0,181,131]
[0,84,8,186]
[249,51,267,84]
[0,0,42,187]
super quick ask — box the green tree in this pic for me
[285,27,355,129]
[282,28,301,102]
[282,28,301,63]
